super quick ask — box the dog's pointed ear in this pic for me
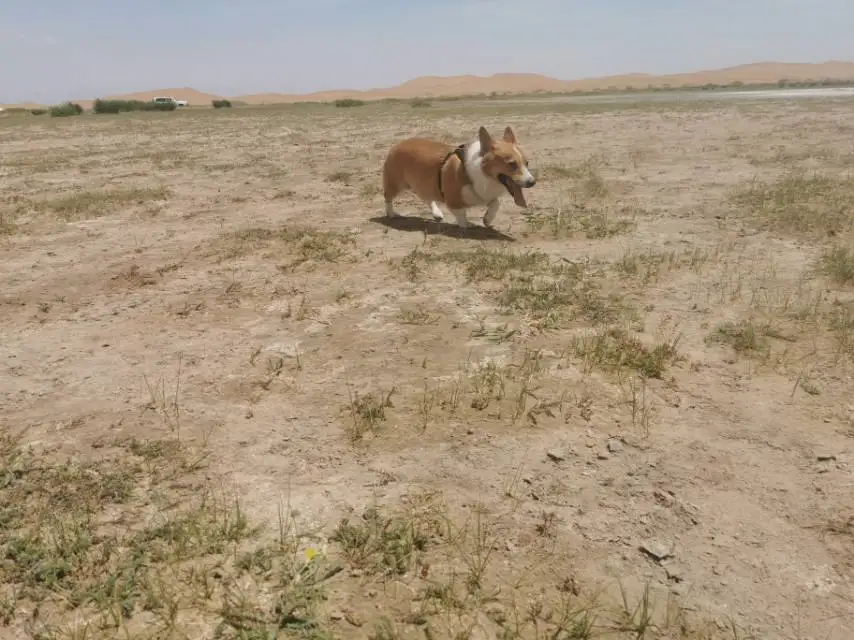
[503,126,516,144]
[478,126,494,152]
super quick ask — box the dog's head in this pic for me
[478,125,536,208]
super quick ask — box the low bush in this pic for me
[92,99,177,114]
[334,98,364,108]
[212,99,232,109]
[49,102,84,117]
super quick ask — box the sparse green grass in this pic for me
[212,224,356,263]
[326,170,353,184]
[730,171,854,238]
[346,386,396,442]
[399,303,440,325]
[499,271,626,329]
[827,301,854,360]
[23,186,171,221]
[0,212,17,235]
[524,203,640,240]
[440,246,551,282]
[573,327,681,378]
[332,505,440,576]
[614,246,718,284]
[395,246,630,330]
[0,432,340,639]
[818,245,854,285]
[707,319,775,356]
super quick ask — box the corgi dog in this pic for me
[381,125,536,228]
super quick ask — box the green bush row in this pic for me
[92,99,177,114]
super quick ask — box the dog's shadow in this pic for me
[369,215,516,241]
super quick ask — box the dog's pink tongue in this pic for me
[507,181,528,208]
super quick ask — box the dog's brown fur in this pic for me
[382,137,472,210]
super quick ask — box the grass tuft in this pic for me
[212,224,356,263]
[573,327,680,378]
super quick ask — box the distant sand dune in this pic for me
[4,60,854,109]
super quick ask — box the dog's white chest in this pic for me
[458,139,509,207]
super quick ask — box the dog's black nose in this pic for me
[525,177,537,188]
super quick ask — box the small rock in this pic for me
[344,611,363,627]
[607,439,624,454]
[817,454,837,462]
[547,449,566,462]
[467,428,475,435]
[330,611,344,621]
[663,562,686,582]
[597,452,610,461]
[653,489,675,506]
[640,540,674,562]
[366,589,378,597]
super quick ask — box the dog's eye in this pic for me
[506,160,518,171]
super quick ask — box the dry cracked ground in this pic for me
[1,96,853,639]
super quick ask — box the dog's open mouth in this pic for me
[499,174,528,208]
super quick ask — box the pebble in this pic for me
[607,439,624,454]
[640,540,674,562]
[547,449,566,462]
[817,454,837,462]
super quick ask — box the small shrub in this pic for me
[410,98,432,108]
[212,99,232,109]
[49,102,83,118]
[29,108,47,116]
[334,98,365,108]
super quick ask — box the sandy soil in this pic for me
[1,96,853,639]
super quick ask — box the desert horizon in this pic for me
[4,59,854,110]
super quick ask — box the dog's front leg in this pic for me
[449,208,470,228]
[483,200,500,228]
[429,201,445,221]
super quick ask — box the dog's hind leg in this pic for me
[382,172,403,217]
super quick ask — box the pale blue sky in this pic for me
[2,0,853,103]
